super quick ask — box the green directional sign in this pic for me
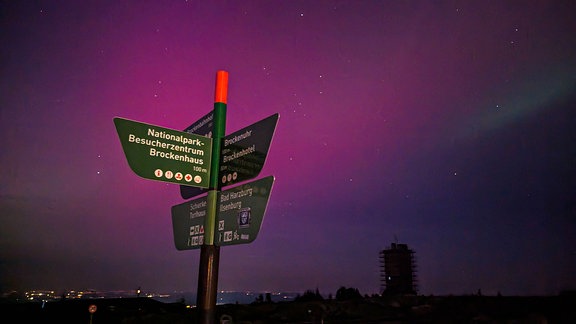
[171,196,208,250]
[171,176,275,250]
[219,114,278,187]
[216,175,274,246]
[114,117,212,188]
[183,111,214,138]
[180,113,279,199]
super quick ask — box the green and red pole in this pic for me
[197,70,228,324]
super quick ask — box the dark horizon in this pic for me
[3,288,575,323]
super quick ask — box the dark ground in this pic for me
[1,294,575,323]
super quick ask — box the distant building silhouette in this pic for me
[379,243,418,295]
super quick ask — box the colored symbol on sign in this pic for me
[185,174,192,182]
[89,304,97,313]
[165,171,173,179]
[175,172,183,180]
[155,169,163,177]
[238,208,251,228]
[194,175,202,183]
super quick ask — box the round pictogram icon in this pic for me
[88,304,97,313]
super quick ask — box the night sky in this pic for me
[1,1,575,297]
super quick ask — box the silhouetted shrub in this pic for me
[335,287,362,301]
[294,288,324,302]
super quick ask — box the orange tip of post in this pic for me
[215,70,228,104]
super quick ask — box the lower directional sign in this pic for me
[171,176,275,250]
[171,195,207,250]
[216,176,274,247]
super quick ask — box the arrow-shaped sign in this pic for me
[172,176,275,250]
[114,117,212,188]
[183,111,214,139]
[180,113,279,199]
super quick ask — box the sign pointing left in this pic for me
[114,117,212,188]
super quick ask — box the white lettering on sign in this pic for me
[186,114,213,135]
[128,134,205,154]
[220,201,242,212]
[127,131,208,166]
[189,200,206,219]
[149,148,204,165]
[218,187,254,212]
[222,145,256,163]
[224,130,252,146]
[220,192,230,202]
[230,188,253,199]
[147,128,206,146]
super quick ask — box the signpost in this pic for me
[114,71,277,324]
[180,113,278,199]
[114,117,212,188]
[196,71,228,324]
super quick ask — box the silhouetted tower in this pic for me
[379,243,418,295]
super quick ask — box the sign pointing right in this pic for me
[172,176,275,250]
[219,113,279,186]
[180,113,279,199]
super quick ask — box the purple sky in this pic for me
[1,1,575,297]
